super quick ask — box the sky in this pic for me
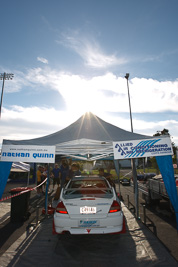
[0,0,178,147]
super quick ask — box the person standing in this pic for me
[59,160,69,190]
[52,164,60,190]
[37,165,42,196]
[66,163,81,183]
[74,163,81,176]
[98,168,115,189]
[41,165,48,193]
[67,163,76,180]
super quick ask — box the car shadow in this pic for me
[54,215,178,266]
[55,231,138,266]
[4,215,178,267]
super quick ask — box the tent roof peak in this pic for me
[3,112,151,148]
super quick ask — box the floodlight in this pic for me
[0,73,14,80]
[125,73,129,79]
[0,72,14,117]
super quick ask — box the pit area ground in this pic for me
[0,182,178,267]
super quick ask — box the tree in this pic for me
[154,129,177,162]
[151,129,177,170]
[154,128,169,136]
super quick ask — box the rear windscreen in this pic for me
[63,179,113,199]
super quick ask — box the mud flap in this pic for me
[54,186,60,200]
[120,216,126,234]
[52,218,57,235]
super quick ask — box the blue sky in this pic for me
[1,0,178,146]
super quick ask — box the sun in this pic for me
[65,88,103,118]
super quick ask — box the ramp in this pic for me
[0,203,177,267]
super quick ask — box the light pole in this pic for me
[125,73,133,132]
[125,73,139,218]
[0,72,14,118]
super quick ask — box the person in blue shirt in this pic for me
[59,160,69,189]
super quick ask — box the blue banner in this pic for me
[0,161,12,199]
[156,155,178,230]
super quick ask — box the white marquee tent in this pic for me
[3,112,151,161]
[2,112,178,229]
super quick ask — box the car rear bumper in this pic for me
[54,212,124,234]
[54,224,123,234]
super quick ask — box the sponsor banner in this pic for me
[1,145,55,163]
[113,137,173,160]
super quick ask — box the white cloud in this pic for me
[2,105,75,127]
[37,57,48,64]
[57,33,127,68]
[1,67,178,146]
[130,78,178,113]
[76,41,126,68]
[104,114,178,144]
[22,67,178,114]
[0,105,80,144]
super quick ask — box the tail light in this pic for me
[56,201,68,214]
[109,200,121,213]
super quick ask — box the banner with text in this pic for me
[1,145,56,163]
[113,137,173,160]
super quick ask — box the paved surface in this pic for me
[119,182,178,261]
[0,182,54,257]
[0,182,178,267]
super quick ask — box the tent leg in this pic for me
[33,163,36,184]
[27,171,30,186]
[131,159,139,218]
[114,160,121,197]
[45,164,50,215]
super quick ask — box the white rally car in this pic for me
[53,176,125,234]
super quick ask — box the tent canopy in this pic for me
[2,112,178,230]
[3,112,152,161]
[11,162,30,172]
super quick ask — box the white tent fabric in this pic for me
[11,162,30,172]
[3,112,152,161]
[3,112,178,230]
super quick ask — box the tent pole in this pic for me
[27,171,30,186]
[131,159,139,218]
[45,163,50,215]
[114,159,121,197]
[33,163,36,184]
[125,73,139,219]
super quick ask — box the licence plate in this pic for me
[79,220,100,227]
[80,206,96,214]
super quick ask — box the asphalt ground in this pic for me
[0,180,178,266]
[0,181,55,257]
[119,183,178,262]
